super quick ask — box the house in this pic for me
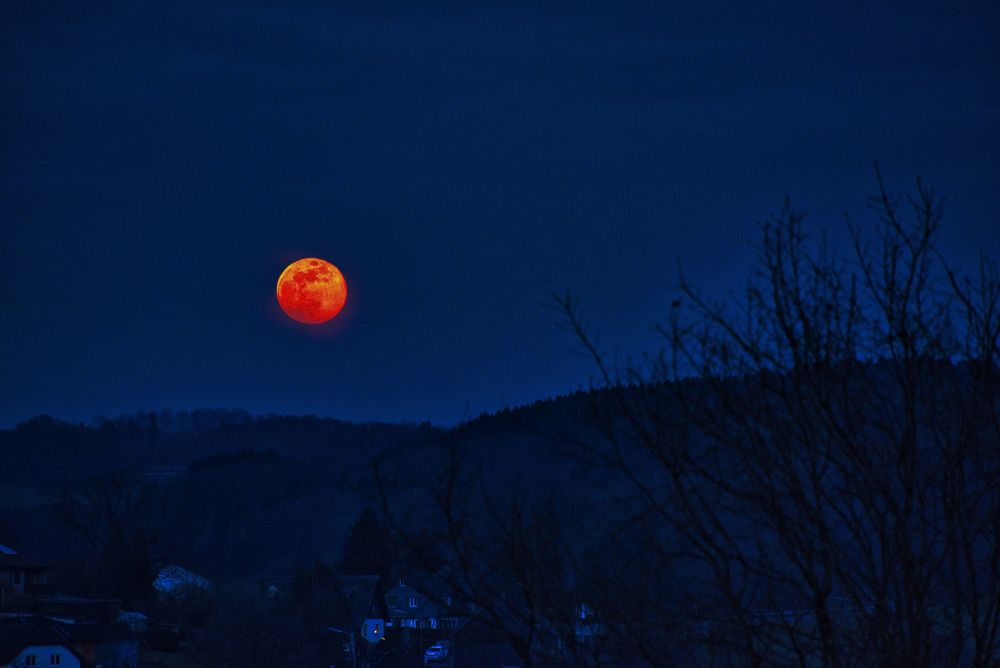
[0,622,86,668]
[0,545,49,603]
[0,615,139,668]
[384,578,461,634]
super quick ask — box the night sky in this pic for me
[2,2,998,427]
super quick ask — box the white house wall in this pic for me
[4,645,81,668]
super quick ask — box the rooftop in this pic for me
[0,615,131,663]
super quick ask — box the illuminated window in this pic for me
[409,596,417,608]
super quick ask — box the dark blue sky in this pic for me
[2,1,998,427]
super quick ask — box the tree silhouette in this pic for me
[555,166,1000,666]
[378,168,1000,667]
[292,560,352,634]
[54,469,161,602]
[338,506,393,582]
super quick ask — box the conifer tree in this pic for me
[338,507,392,582]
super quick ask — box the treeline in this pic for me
[0,411,432,478]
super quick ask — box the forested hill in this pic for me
[0,409,436,480]
[0,391,611,480]
[0,396,604,578]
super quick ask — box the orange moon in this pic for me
[276,258,347,324]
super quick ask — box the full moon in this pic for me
[276,258,348,324]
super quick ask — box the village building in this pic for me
[0,544,49,605]
[384,576,461,652]
[0,615,139,668]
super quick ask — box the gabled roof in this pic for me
[0,617,95,665]
[0,545,49,570]
[384,580,456,619]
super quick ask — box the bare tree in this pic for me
[375,168,997,667]
[375,436,597,668]
[555,166,1000,667]
[54,469,161,600]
